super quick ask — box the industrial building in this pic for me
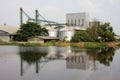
[51,12,90,41]
[66,12,89,29]
[45,12,90,41]
[19,8,91,42]
[89,21,100,28]
[0,11,98,42]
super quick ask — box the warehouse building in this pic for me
[0,30,9,42]
[0,25,18,42]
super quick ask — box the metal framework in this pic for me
[20,8,66,27]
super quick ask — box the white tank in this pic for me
[59,27,75,41]
[45,26,58,37]
[48,29,58,37]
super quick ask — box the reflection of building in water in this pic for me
[43,47,97,71]
[19,46,70,76]
[46,46,72,59]
[66,53,89,70]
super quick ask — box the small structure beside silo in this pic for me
[28,36,59,43]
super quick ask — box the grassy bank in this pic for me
[0,40,119,48]
[0,41,70,47]
[71,42,119,49]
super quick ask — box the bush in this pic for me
[71,31,92,42]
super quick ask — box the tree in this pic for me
[16,22,48,41]
[87,21,98,42]
[71,31,92,42]
[97,22,115,42]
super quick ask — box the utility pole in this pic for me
[20,8,23,27]
[35,10,39,24]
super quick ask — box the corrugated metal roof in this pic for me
[60,26,86,31]
[46,26,57,31]
[60,27,74,31]
[0,30,9,36]
[0,25,19,34]
[74,27,86,31]
[29,36,59,39]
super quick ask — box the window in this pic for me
[67,20,69,26]
[71,19,73,26]
[75,19,76,26]
[82,19,84,26]
[78,19,80,26]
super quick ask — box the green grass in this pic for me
[20,42,41,46]
[0,39,9,45]
[42,42,55,46]
[70,42,107,49]
[84,42,107,49]
[70,43,78,47]
[0,40,116,48]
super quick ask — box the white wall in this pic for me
[0,36,9,42]
[0,30,10,42]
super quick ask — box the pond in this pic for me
[0,46,120,80]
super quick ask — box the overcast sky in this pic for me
[0,0,120,35]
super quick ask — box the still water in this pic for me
[0,46,120,80]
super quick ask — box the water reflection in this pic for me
[18,47,115,76]
[18,47,68,76]
[87,47,115,67]
[19,47,48,76]
[66,47,115,71]
[66,53,89,70]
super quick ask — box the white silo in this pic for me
[48,29,57,37]
[59,27,75,41]
[47,27,58,37]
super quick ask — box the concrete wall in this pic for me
[66,12,89,29]
[28,38,44,43]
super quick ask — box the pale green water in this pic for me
[0,46,120,80]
